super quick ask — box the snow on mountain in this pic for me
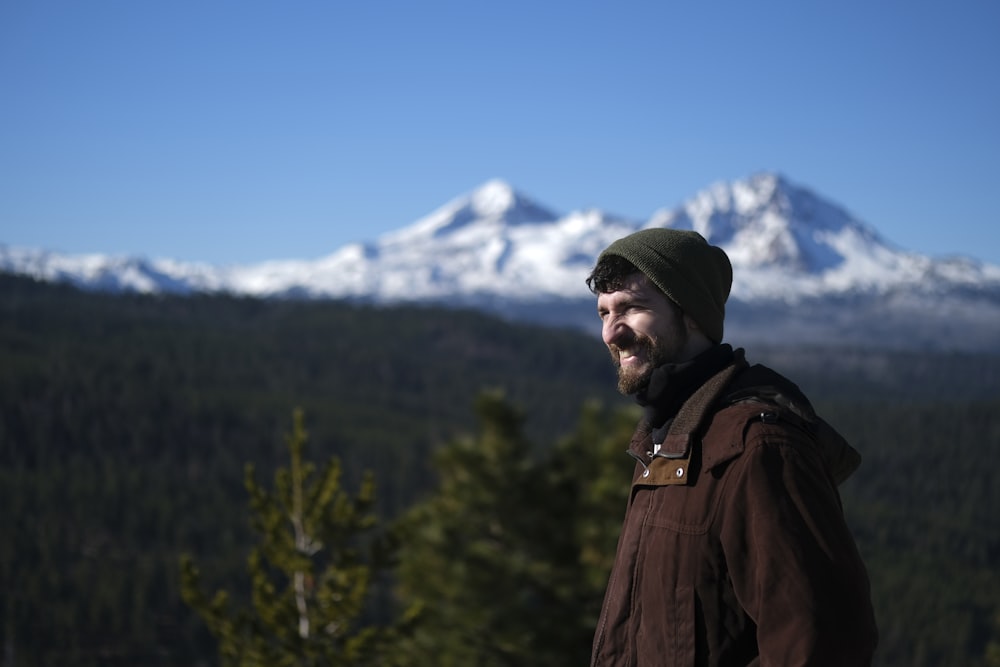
[650,173,1000,300]
[384,178,560,243]
[0,245,218,294]
[3,172,1000,349]
[368,188,638,300]
[199,178,639,302]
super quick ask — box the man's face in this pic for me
[596,273,690,395]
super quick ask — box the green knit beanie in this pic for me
[597,228,733,343]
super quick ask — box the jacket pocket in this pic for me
[640,481,720,534]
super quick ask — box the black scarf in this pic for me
[634,344,736,447]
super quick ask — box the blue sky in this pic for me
[2,0,998,265]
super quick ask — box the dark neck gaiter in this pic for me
[635,344,735,445]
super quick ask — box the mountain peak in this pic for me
[451,178,559,226]
[649,172,883,273]
[468,179,521,218]
[383,179,559,244]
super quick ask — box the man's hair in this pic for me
[586,254,640,295]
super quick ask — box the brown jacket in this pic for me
[591,351,878,666]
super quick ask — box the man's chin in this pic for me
[617,367,652,395]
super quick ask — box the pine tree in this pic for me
[391,391,635,667]
[180,408,392,667]
[553,400,639,593]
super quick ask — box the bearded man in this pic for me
[586,229,878,666]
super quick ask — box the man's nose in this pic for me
[602,316,629,347]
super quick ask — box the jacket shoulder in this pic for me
[702,395,861,485]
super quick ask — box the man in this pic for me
[587,229,878,666]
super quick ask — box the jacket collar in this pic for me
[627,347,748,487]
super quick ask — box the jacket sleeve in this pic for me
[718,421,878,666]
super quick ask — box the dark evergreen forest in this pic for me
[1,273,998,666]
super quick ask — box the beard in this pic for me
[610,326,688,395]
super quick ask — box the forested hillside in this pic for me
[1,273,998,666]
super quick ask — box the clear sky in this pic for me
[2,0,998,266]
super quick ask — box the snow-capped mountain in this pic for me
[4,173,1000,350]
